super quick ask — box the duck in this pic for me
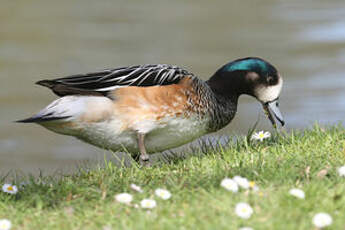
[18,57,285,166]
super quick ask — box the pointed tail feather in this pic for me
[16,115,71,123]
[36,80,55,88]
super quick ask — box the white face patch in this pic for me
[255,76,283,102]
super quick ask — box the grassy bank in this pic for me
[0,125,344,230]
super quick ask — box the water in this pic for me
[1,0,344,174]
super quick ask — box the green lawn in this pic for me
[0,124,344,230]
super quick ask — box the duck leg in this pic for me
[137,133,151,167]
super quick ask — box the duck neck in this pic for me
[195,80,238,132]
[208,91,239,132]
[204,70,255,132]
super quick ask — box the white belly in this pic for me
[144,116,209,152]
[43,115,210,154]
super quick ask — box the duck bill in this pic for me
[263,100,285,127]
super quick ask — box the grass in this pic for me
[0,124,344,230]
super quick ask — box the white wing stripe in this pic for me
[102,68,143,83]
[137,69,155,85]
[95,85,123,91]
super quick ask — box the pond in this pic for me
[1,0,344,174]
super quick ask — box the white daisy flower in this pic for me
[220,178,239,193]
[337,166,345,177]
[2,184,18,195]
[155,188,171,200]
[233,176,250,189]
[235,202,253,219]
[251,131,271,142]
[130,184,143,193]
[102,225,112,230]
[140,199,157,209]
[239,227,253,230]
[0,219,11,230]
[312,213,332,228]
[289,188,305,199]
[114,193,133,204]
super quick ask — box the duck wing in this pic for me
[36,64,194,97]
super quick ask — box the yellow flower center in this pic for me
[259,133,265,138]
[249,181,255,188]
[7,186,13,191]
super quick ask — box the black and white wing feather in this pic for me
[37,64,194,97]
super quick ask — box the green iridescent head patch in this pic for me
[222,57,276,75]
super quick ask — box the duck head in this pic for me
[207,57,285,127]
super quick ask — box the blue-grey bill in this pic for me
[264,100,285,127]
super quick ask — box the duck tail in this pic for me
[16,114,70,123]
[15,96,84,123]
[36,80,55,89]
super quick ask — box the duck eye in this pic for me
[267,76,275,85]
